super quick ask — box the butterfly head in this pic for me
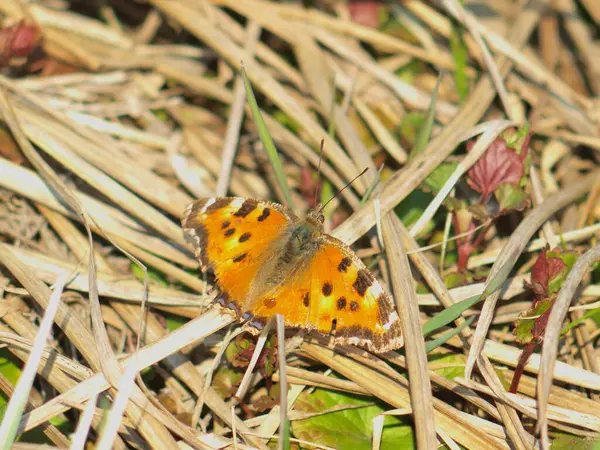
[287,209,324,256]
[306,208,325,228]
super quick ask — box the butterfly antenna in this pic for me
[313,139,325,206]
[318,168,369,214]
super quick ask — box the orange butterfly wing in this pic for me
[182,197,295,313]
[245,236,402,353]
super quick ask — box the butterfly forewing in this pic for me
[182,197,294,313]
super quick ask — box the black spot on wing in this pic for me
[337,297,347,310]
[206,198,232,213]
[353,269,374,297]
[322,282,333,296]
[249,316,267,330]
[257,208,271,222]
[338,257,352,273]
[350,301,359,311]
[216,292,239,314]
[224,228,235,237]
[188,224,209,268]
[303,292,310,307]
[239,232,251,242]
[376,293,393,325]
[233,253,247,263]
[221,221,230,229]
[234,199,257,218]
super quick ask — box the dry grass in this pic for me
[0,1,599,449]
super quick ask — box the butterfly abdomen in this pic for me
[261,222,321,286]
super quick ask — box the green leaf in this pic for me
[428,352,467,380]
[320,180,335,220]
[551,432,600,450]
[164,312,187,331]
[241,66,293,208]
[394,189,434,234]
[0,350,23,387]
[396,60,426,85]
[272,111,299,133]
[468,203,490,221]
[212,366,243,399]
[422,162,459,194]
[495,184,528,212]
[543,250,578,296]
[503,124,530,151]
[443,272,468,289]
[514,299,553,344]
[400,112,424,155]
[360,176,380,205]
[131,263,168,287]
[292,389,414,450]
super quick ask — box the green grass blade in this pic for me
[412,74,441,156]
[561,308,600,335]
[281,418,291,450]
[450,21,469,102]
[241,66,293,208]
[425,316,475,353]
[422,294,480,337]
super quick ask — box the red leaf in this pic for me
[0,20,42,60]
[466,138,524,203]
[531,249,566,301]
[348,1,382,28]
[532,306,553,340]
[298,166,320,208]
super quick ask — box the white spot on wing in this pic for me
[382,311,399,330]
[230,197,244,208]
[369,282,383,297]
[200,198,216,213]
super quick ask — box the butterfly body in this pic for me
[183,197,402,353]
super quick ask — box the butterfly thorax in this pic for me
[245,211,324,304]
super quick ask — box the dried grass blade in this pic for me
[23,123,185,245]
[0,87,178,446]
[20,308,233,432]
[333,8,540,245]
[410,119,516,237]
[69,392,99,450]
[276,315,289,450]
[96,362,139,450]
[383,216,437,450]
[0,271,67,448]
[0,77,194,217]
[216,20,261,196]
[465,169,600,380]
[241,66,293,207]
[302,344,506,450]
[537,244,600,440]
[0,158,195,267]
[151,0,360,183]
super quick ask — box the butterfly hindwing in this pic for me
[182,197,295,313]
[245,236,402,353]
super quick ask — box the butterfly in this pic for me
[182,197,402,353]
